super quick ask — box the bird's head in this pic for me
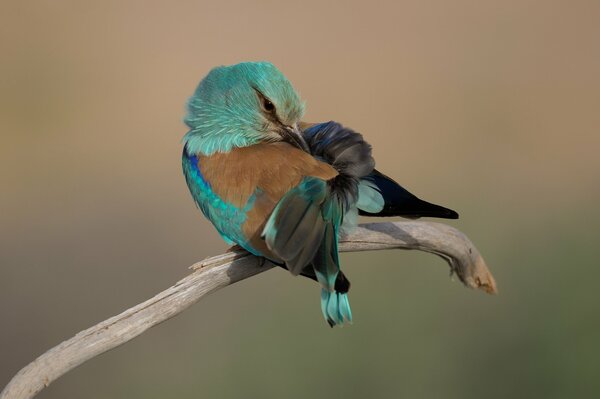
[183,62,306,155]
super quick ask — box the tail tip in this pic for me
[321,289,353,327]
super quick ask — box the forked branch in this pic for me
[0,221,496,399]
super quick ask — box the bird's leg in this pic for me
[257,256,267,267]
[226,244,244,253]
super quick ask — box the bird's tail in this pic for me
[296,266,353,327]
[311,206,353,327]
[321,289,352,327]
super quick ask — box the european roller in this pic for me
[182,62,458,327]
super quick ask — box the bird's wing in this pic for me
[300,121,458,220]
[301,121,383,231]
[260,175,352,326]
[358,169,459,219]
[261,176,335,276]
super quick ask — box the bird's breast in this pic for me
[184,142,338,256]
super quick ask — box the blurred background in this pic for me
[1,1,599,398]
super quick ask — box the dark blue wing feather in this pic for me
[360,170,459,219]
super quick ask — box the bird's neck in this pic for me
[182,129,262,156]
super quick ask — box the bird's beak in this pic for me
[279,123,310,153]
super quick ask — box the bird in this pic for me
[182,62,458,327]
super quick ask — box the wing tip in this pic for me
[359,170,460,220]
[359,201,460,220]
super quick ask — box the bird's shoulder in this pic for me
[196,142,337,208]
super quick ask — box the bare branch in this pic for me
[0,221,496,399]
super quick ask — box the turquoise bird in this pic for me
[182,62,458,326]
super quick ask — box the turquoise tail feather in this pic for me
[313,198,352,327]
[321,289,353,327]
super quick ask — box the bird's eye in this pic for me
[263,99,275,112]
[253,87,277,114]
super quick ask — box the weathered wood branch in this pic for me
[1,221,496,399]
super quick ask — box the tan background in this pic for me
[1,1,599,398]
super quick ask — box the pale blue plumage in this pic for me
[357,180,385,214]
